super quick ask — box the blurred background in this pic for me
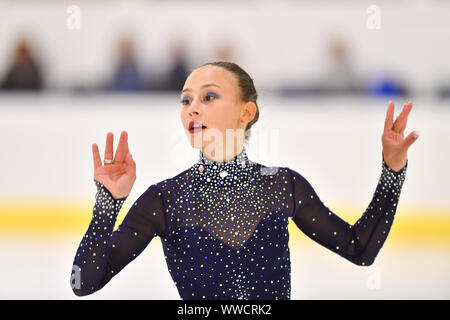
[0,0,449,299]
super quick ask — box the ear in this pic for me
[240,101,257,125]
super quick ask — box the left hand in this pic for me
[382,101,419,172]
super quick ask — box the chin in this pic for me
[187,134,207,150]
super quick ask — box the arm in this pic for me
[287,154,407,266]
[70,180,166,296]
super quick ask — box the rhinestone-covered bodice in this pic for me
[71,149,407,300]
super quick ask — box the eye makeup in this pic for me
[206,91,219,98]
[180,91,219,105]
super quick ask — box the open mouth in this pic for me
[188,121,207,133]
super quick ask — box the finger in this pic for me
[92,143,102,170]
[384,101,395,132]
[402,130,420,151]
[104,132,114,161]
[114,131,129,163]
[403,101,413,126]
[392,102,413,134]
[125,151,135,167]
[392,102,407,133]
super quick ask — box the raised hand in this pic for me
[382,101,419,172]
[92,131,136,199]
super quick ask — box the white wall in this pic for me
[0,93,447,209]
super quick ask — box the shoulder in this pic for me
[283,166,301,178]
[132,168,192,209]
[250,162,300,185]
[248,161,290,176]
[280,166,311,186]
[152,167,192,192]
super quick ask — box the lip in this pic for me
[188,120,207,133]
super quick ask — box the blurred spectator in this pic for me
[437,77,450,99]
[319,35,360,94]
[164,40,189,91]
[279,34,362,97]
[213,40,234,62]
[365,71,408,97]
[1,38,44,90]
[109,36,142,91]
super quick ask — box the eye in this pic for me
[180,92,218,105]
[204,92,218,102]
[180,97,190,105]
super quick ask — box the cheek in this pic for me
[212,104,240,128]
[180,109,188,125]
[208,115,236,134]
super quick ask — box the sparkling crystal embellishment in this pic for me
[219,170,228,178]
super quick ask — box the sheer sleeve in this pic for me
[287,154,407,266]
[70,180,166,296]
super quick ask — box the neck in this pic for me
[201,143,245,163]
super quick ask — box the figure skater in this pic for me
[70,61,418,299]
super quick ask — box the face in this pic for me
[180,65,255,161]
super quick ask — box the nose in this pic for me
[187,98,201,117]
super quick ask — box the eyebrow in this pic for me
[181,83,221,94]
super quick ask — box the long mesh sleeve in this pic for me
[288,154,407,266]
[70,180,166,296]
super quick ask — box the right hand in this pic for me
[92,131,136,199]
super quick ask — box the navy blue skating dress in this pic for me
[71,146,407,299]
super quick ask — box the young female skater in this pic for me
[71,61,418,299]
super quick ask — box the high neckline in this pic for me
[198,146,248,167]
[190,146,254,186]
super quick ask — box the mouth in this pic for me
[188,120,207,134]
